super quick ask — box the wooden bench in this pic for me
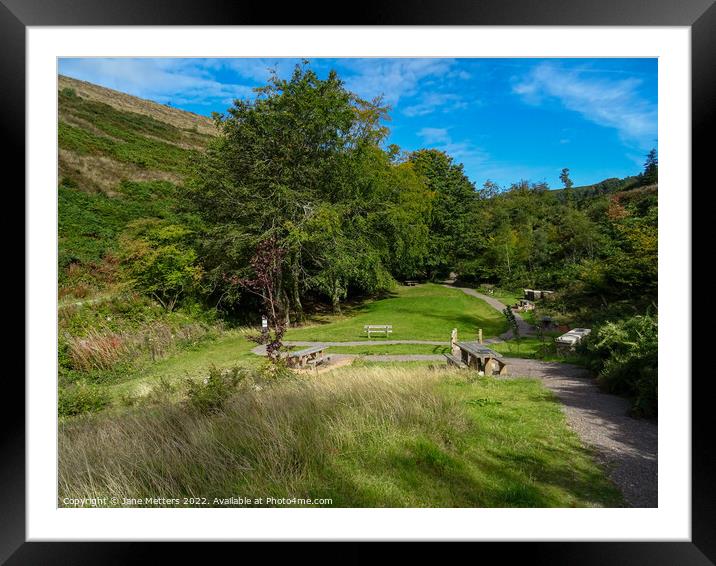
[363,324,393,338]
[283,345,328,368]
[404,280,418,286]
[454,342,508,375]
[444,353,468,369]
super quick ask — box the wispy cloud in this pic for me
[416,126,555,188]
[340,59,456,106]
[403,93,468,117]
[513,62,657,149]
[416,127,488,168]
[59,57,466,115]
[417,127,451,144]
[59,58,255,107]
[210,58,301,83]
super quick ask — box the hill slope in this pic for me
[58,75,216,195]
[58,75,217,293]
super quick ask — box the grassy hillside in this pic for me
[59,75,216,136]
[59,76,215,195]
[57,77,226,400]
[550,175,648,201]
[58,77,216,293]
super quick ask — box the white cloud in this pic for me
[403,93,468,117]
[340,59,456,106]
[513,63,657,149]
[416,128,488,167]
[59,58,255,107]
[210,58,302,83]
[417,127,451,144]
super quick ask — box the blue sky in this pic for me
[59,57,657,189]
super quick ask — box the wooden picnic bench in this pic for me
[363,324,393,338]
[282,345,328,368]
[452,342,508,375]
[444,353,468,369]
[404,280,418,286]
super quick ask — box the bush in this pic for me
[59,382,110,417]
[185,365,246,414]
[255,357,293,380]
[583,313,658,417]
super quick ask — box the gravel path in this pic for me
[504,358,658,508]
[445,285,535,339]
[251,340,448,355]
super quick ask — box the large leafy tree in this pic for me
[409,149,481,278]
[184,63,428,319]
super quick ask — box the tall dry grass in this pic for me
[64,321,217,372]
[58,367,468,505]
[66,329,129,372]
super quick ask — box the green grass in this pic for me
[58,367,623,508]
[286,284,508,342]
[490,337,546,359]
[106,330,259,402]
[328,337,582,363]
[59,121,195,174]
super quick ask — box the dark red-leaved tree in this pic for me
[230,236,288,362]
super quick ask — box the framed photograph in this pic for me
[7,0,712,562]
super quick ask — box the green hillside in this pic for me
[57,77,224,397]
[58,76,215,295]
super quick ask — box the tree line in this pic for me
[119,63,657,327]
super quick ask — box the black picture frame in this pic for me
[5,0,712,563]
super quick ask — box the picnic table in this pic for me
[364,324,393,338]
[404,280,418,286]
[445,342,507,375]
[555,328,591,353]
[282,345,328,368]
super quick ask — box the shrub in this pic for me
[145,377,179,405]
[185,365,246,414]
[255,357,293,380]
[583,313,658,416]
[59,382,110,417]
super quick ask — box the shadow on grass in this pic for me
[316,431,622,508]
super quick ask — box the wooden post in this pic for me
[451,328,459,357]
[478,328,483,344]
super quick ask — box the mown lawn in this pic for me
[59,366,623,508]
[329,344,451,355]
[286,283,507,342]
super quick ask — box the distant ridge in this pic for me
[58,75,217,194]
[59,75,216,136]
